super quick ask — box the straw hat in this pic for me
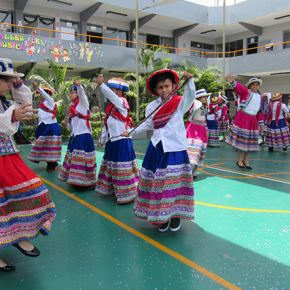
[271,93,283,101]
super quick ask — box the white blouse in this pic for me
[37,88,57,125]
[244,92,261,115]
[70,85,91,136]
[131,79,196,153]
[99,83,131,143]
[271,102,289,120]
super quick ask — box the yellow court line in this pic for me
[196,201,290,214]
[199,166,290,182]
[41,177,241,290]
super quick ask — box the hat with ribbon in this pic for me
[107,78,129,92]
[246,77,262,88]
[271,93,283,101]
[0,58,24,78]
[195,88,212,99]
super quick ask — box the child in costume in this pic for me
[58,80,96,187]
[218,93,229,142]
[186,88,209,179]
[28,86,62,171]
[226,76,264,169]
[0,58,56,272]
[207,94,221,147]
[95,76,139,204]
[123,69,195,232]
[265,93,289,152]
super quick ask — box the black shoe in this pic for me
[268,147,274,152]
[242,161,252,170]
[0,263,15,272]
[192,174,197,180]
[47,162,58,172]
[283,147,287,151]
[158,221,170,232]
[236,161,245,169]
[13,243,40,257]
[169,218,181,232]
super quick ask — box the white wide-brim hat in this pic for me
[246,77,262,88]
[0,58,24,78]
[196,88,211,99]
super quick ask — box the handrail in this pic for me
[1,22,290,58]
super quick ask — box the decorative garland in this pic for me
[39,17,55,26]
[23,15,38,24]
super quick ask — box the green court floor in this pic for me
[1,141,289,290]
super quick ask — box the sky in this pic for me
[185,0,247,6]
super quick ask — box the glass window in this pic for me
[0,10,12,32]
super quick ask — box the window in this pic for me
[60,20,79,40]
[247,36,258,54]
[283,30,290,49]
[216,39,243,57]
[191,41,214,57]
[103,27,128,47]
[0,10,12,32]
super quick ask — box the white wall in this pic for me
[0,0,13,10]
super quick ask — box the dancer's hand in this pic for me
[225,74,235,83]
[95,74,104,86]
[183,71,193,81]
[121,131,129,137]
[13,104,35,121]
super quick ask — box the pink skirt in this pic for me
[186,122,208,167]
[226,110,259,152]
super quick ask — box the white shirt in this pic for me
[37,88,57,125]
[271,102,289,120]
[244,92,261,115]
[132,79,196,153]
[99,83,131,143]
[207,104,221,121]
[70,85,91,136]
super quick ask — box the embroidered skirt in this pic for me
[218,119,229,134]
[186,121,208,167]
[95,139,139,204]
[29,122,62,163]
[226,110,259,152]
[58,133,96,187]
[0,153,56,248]
[207,120,220,147]
[133,141,194,225]
[265,119,290,149]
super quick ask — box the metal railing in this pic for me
[1,22,290,58]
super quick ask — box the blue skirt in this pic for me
[103,139,136,162]
[68,133,95,153]
[142,141,190,172]
[35,122,61,139]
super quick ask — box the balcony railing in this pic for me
[1,22,290,59]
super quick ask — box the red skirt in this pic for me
[0,153,56,248]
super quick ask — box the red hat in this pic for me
[146,69,179,96]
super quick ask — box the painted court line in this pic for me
[41,177,241,290]
[205,165,290,185]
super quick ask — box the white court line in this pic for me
[205,166,290,185]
